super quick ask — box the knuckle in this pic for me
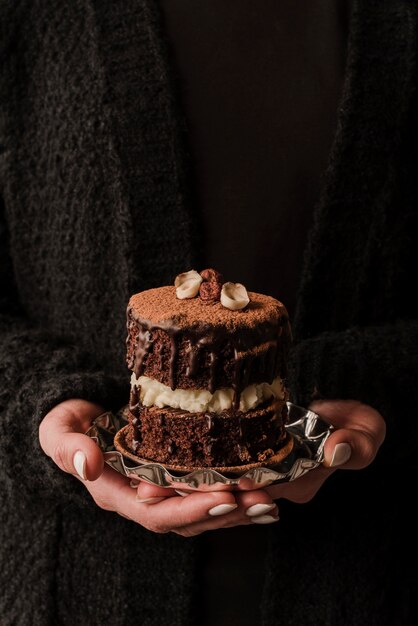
[216,513,243,528]
[291,489,316,504]
[360,435,377,468]
[374,413,387,443]
[53,444,68,473]
[92,495,114,512]
[139,513,169,534]
[38,419,48,450]
[173,526,203,537]
[149,523,170,534]
[367,407,387,444]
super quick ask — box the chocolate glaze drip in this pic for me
[186,339,199,378]
[127,308,291,402]
[158,344,164,370]
[129,386,140,417]
[232,349,241,411]
[132,417,142,445]
[209,351,217,393]
[130,385,139,404]
[132,316,154,378]
[169,334,178,390]
[126,312,136,370]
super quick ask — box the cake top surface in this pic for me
[128,286,288,331]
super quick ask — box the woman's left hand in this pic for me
[134,399,386,534]
[264,399,386,502]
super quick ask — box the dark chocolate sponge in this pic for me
[126,397,288,467]
[115,424,294,473]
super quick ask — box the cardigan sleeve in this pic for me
[288,320,418,465]
[0,199,127,507]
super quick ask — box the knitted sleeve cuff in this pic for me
[0,322,127,506]
[288,319,418,463]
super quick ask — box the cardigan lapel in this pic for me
[294,0,418,337]
[92,0,202,297]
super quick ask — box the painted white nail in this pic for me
[73,450,87,480]
[208,503,238,516]
[330,443,352,467]
[174,489,190,497]
[245,503,276,517]
[251,515,279,524]
[136,496,166,504]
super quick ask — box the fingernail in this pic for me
[245,503,276,517]
[73,450,87,480]
[251,514,279,524]
[175,489,190,497]
[208,503,238,517]
[330,443,352,467]
[136,496,166,504]
[129,480,140,489]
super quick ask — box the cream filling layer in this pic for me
[130,373,285,414]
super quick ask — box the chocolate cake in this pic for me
[117,269,293,469]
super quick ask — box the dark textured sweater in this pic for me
[1,1,418,625]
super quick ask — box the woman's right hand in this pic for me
[39,399,279,535]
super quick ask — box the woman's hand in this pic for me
[171,400,387,525]
[264,399,386,502]
[39,399,385,535]
[39,399,280,536]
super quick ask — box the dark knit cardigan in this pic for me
[1,1,417,625]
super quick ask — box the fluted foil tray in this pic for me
[85,402,333,491]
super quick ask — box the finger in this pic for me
[266,466,335,503]
[82,464,135,510]
[265,428,379,503]
[49,432,105,481]
[234,489,277,517]
[172,514,253,536]
[264,401,386,503]
[171,490,279,536]
[121,490,239,533]
[135,480,178,502]
[310,400,386,446]
[39,404,105,481]
[83,466,172,515]
[323,427,378,470]
[40,399,105,437]
[310,400,386,470]
[154,484,277,515]
[85,471,276,533]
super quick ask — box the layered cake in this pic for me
[116,269,293,469]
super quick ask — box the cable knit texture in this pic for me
[0,1,417,625]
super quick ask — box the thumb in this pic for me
[310,400,386,470]
[39,399,105,481]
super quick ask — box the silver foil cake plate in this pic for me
[85,402,333,492]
